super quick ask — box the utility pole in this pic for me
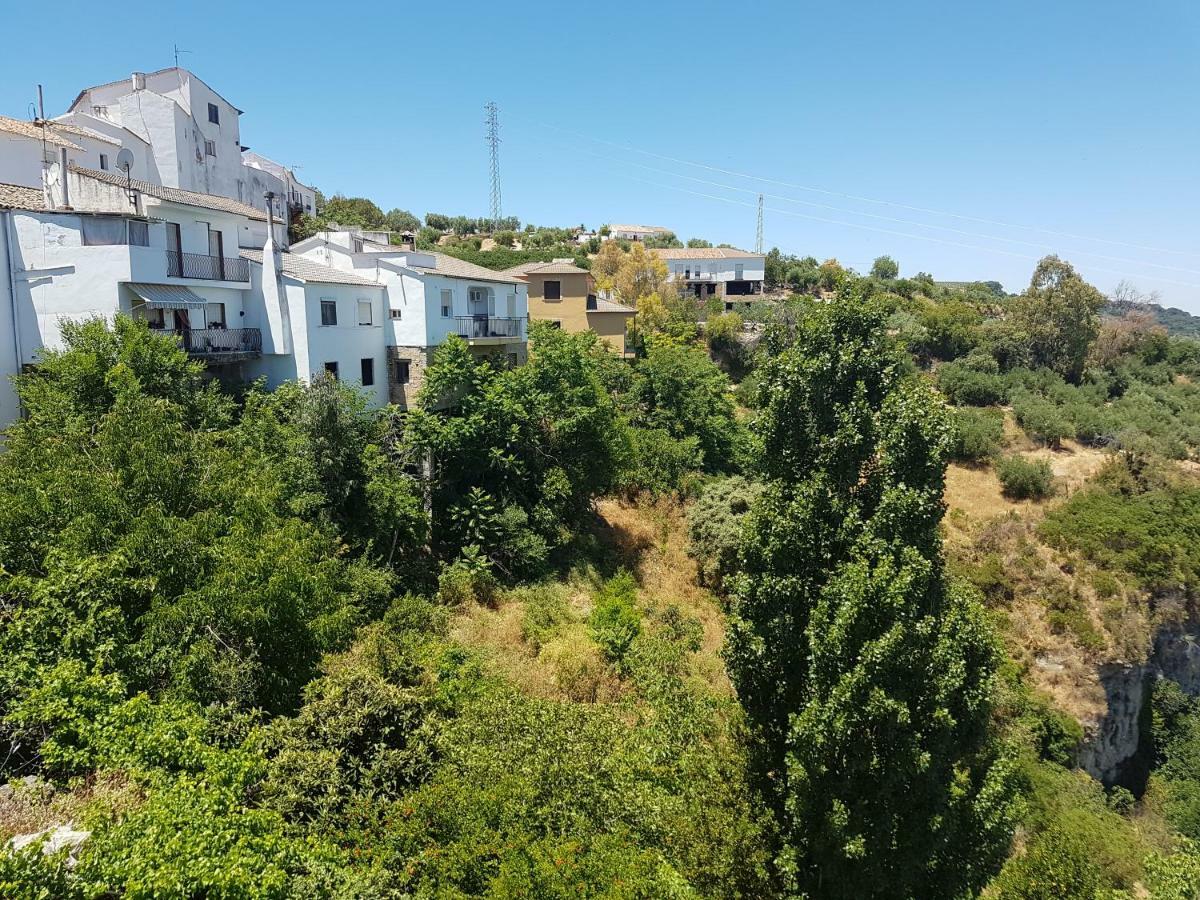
[485,101,502,230]
[755,193,764,254]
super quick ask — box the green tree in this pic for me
[870,255,899,280]
[1008,255,1106,382]
[725,296,1016,898]
[319,195,385,229]
[383,208,421,232]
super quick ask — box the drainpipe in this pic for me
[58,148,70,209]
[2,211,25,418]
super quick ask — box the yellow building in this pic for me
[503,260,635,356]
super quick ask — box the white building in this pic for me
[651,247,766,302]
[0,115,131,191]
[607,223,673,242]
[242,152,317,220]
[292,229,529,406]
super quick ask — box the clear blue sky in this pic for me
[3,0,1198,308]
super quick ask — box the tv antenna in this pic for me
[484,101,502,229]
[173,44,191,68]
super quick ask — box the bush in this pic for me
[622,427,703,497]
[587,571,642,671]
[949,407,1005,461]
[520,584,572,650]
[992,826,1102,899]
[436,547,499,606]
[996,455,1054,500]
[1011,390,1074,448]
[687,476,762,593]
[938,360,1008,406]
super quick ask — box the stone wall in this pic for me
[387,345,431,409]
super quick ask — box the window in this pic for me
[393,359,411,385]
[543,280,561,300]
[81,217,128,246]
[145,307,165,329]
[506,293,516,317]
[357,299,373,326]
[320,299,337,326]
[91,105,108,117]
[99,153,109,171]
[127,220,149,246]
[389,308,402,320]
[204,139,216,157]
[440,289,452,318]
[208,103,220,125]
[206,302,226,327]
[547,320,562,329]
[360,358,375,386]
[324,361,339,379]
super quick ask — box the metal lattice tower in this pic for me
[755,193,764,254]
[485,101,502,228]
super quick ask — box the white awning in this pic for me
[126,283,208,310]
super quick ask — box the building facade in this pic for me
[607,223,673,242]
[651,247,766,302]
[504,259,634,356]
[291,230,529,407]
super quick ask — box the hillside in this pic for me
[6,251,1200,897]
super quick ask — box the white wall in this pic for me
[0,134,45,187]
[54,113,153,182]
[0,212,20,427]
[245,278,389,408]
[666,256,766,283]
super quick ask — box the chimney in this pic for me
[131,72,146,92]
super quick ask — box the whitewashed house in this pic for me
[0,115,135,191]
[651,247,766,302]
[606,223,673,242]
[242,152,317,220]
[291,229,529,407]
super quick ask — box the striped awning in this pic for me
[126,283,208,310]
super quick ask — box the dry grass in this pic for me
[0,772,141,842]
[595,496,732,695]
[447,497,733,701]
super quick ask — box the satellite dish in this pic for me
[115,148,135,173]
[46,161,61,186]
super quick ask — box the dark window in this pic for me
[543,280,561,300]
[127,220,149,246]
[320,300,337,326]
[393,359,411,385]
[99,153,109,171]
[324,361,339,379]
[208,103,220,125]
[204,139,217,157]
[361,358,375,386]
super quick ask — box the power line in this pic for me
[485,101,502,228]
[540,136,1200,278]
[610,171,1200,290]
[522,116,1199,260]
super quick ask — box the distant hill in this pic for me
[1104,300,1200,337]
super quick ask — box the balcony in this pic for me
[180,327,262,361]
[678,272,714,281]
[166,251,250,282]
[455,316,522,340]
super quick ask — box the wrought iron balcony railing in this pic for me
[180,327,262,356]
[454,316,521,339]
[166,251,250,282]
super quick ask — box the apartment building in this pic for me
[504,259,634,356]
[291,229,529,407]
[607,223,673,242]
[651,247,766,302]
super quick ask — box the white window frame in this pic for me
[204,139,217,158]
[389,308,402,320]
[357,299,373,326]
[440,288,452,318]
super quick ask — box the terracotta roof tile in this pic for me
[650,247,764,260]
[71,165,268,221]
[240,249,382,287]
[0,182,46,211]
[0,115,83,150]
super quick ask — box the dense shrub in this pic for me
[938,359,1008,406]
[587,571,642,670]
[1011,390,1075,447]
[996,455,1054,500]
[687,476,762,593]
[949,407,1005,461]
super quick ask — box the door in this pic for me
[208,228,225,279]
[166,223,182,276]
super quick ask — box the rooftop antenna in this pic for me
[755,193,764,254]
[484,101,502,230]
[173,44,191,68]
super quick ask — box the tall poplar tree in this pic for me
[726,296,1016,898]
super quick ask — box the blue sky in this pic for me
[3,0,1198,308]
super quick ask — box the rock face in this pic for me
[1077,663,1152,788]
[1077,618,1200,790]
